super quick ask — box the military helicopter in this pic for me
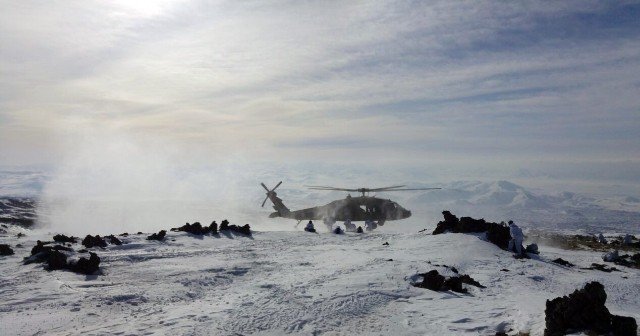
[261,182,440,231]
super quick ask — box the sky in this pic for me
[1,1,639,181]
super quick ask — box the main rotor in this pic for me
[306,185,440,197]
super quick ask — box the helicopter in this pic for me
[260,182,440,231]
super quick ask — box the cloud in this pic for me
[1,0,639,169]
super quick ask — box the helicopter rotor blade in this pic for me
[261,196,269,207]
[382,187,442,191]
[273,181,282,191]
[261,183,270,192]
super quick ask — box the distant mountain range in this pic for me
[404,180,640,234]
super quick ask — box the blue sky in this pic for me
[0,1,639,180]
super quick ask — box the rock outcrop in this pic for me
[147,230,167,241]
[53,234,77,244]
[544,281,637,336]
[432,211,513,250]
[413,269,485,294]
[0,244,14,256]
[82,235,108,248]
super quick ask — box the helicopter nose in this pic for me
[403,209,411,218]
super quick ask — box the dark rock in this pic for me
[552,258,575,267]
[137,232,143,235]
[70,252,100,275]
[383,242,389,246]
[0,244,14,255]
[171,222,211,235]
[16,232,25,238]
[544,281,637,336]
[443,276,466,293]
[611,315,638,336]
[414,270,484,293]
[526,243,539,254]
[219,220,229,231]
[209,221,218,234]
[356,226,363,233]
[147,230,167,241]
[218,220,251,235]
[119,232,129,237]
[450,267,458,274]
[236,224,251,235]
[415,270,446,291]
[53,234,77,244]
[432,211,512,250]
[582,263,620,273]
[459,274,486,288]
[105,235,122,245]
[30,240,49,255]
[82,235,107,248]
[46,250,68,270]
[500,268,510,272]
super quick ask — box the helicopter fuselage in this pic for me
[269,195,411,223]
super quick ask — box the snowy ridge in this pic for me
[1,229,638,335]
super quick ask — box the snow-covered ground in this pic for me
[1,227,638,335]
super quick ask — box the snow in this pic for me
[1,228,638,335]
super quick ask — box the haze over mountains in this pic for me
[1,169,638,235]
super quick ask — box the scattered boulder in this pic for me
[120,232,129,237]
[53,234,77,244]
[611,315,638,336]
[432,211,514,251]
[526,243,539,254]
[147,230,167,241]
[544,281,637,336]
[82,235,107,249]
[70,252,100,275]
[209,221,218,234]
[552,258,575,267]
[105,235,122,246]
[413,269,484,293]
[46,250,68,270]
[217,220,251,235]
[219,220,229,231]
[582,263,620,273]
[171,222,211,235]
[0,244,14,256]
[382,242,389,246]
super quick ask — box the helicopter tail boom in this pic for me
[261,182,290,217]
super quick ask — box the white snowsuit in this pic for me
[508,224,524,255]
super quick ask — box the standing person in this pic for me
[508,221,523,255]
